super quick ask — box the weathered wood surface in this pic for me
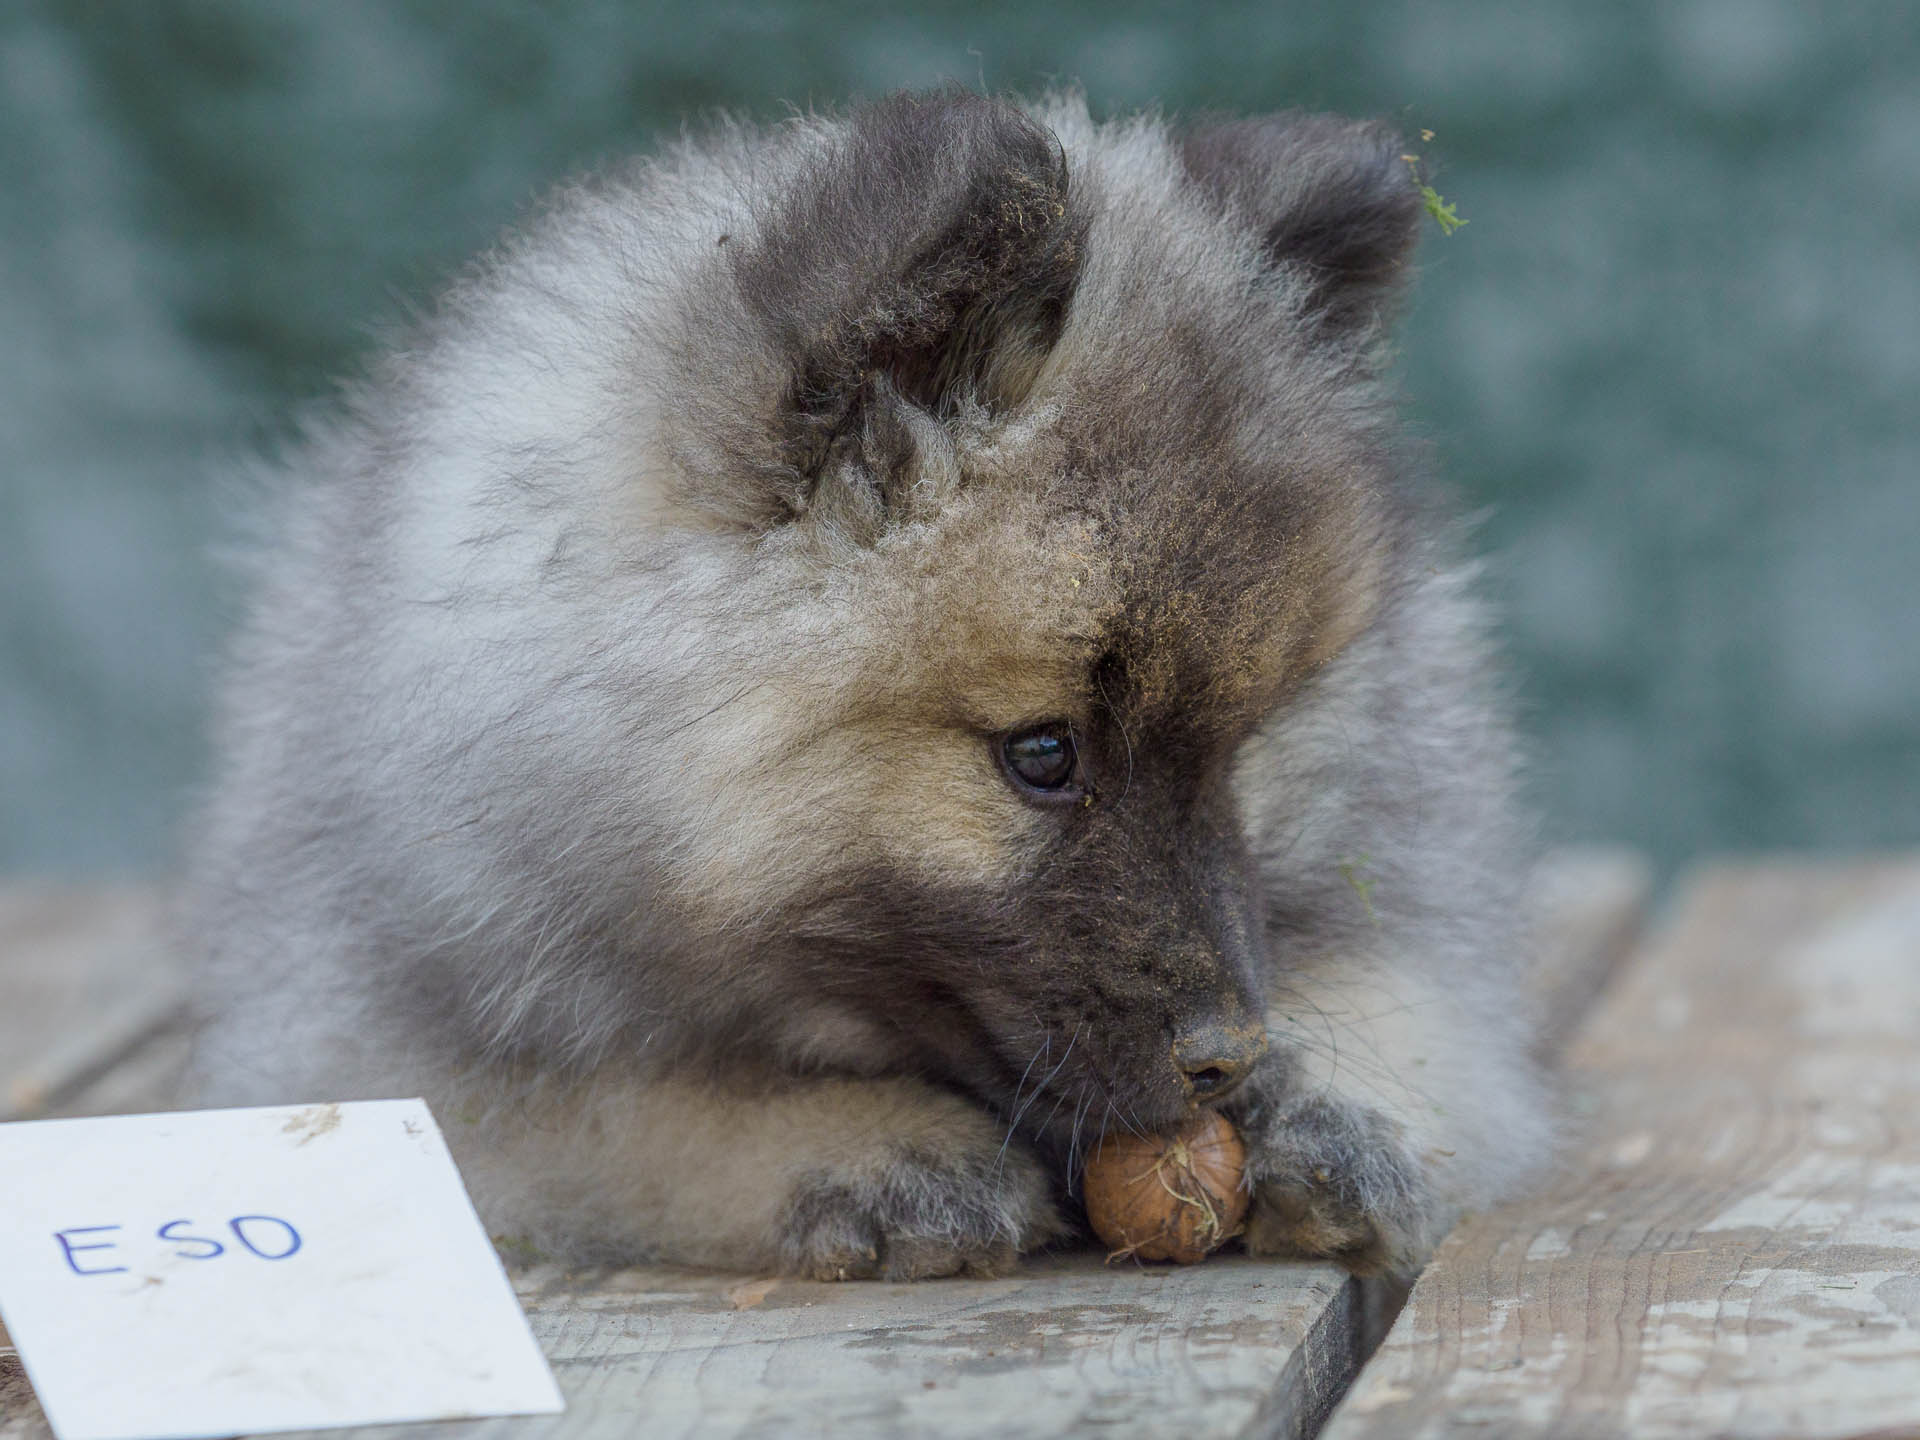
[1325,858,1920,1440]
[1523,848,1653,1058]
[0,1252,1362,1440]
[0,852,1646,1440]
[0,885,184,1122]
[377,1256,1353,1440]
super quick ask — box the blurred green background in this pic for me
[4,1,1916,875]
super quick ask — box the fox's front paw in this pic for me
[776,1123,1064,1281]
[1235,1093,1444,1278]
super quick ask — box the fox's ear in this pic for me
[675,87,1082,531]
[1180,113,1423,334]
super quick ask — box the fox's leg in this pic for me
[1227,954,1547,1278]
[451,1068,1066,1281]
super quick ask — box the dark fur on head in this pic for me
[188,89,1547,1280]
[674,87,1085,529]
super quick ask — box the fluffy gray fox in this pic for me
[187,88,1548,1280]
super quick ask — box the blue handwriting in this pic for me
[54,1215,303,1275]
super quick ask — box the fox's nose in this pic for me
[1172,1019,1268,1104]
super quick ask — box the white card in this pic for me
[0,1100,564,1440]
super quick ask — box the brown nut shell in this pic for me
[1081,1109,1249,1264]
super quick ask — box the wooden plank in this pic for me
[0,1351,33,1439]
[0,886,183,1121]
[518,1254,1357,1440]
[0,852,1647,1440]
[1347,846,1654,1363]
[43,1026,193,1121]
[1324,858,1920,1440]
[1523,847,1654,1057]
[0,1257,1359,1440]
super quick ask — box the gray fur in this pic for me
[186,88,1549,1280]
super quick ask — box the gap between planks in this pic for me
[1324,857,1920,1440]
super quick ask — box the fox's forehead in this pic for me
[843,409,1390,741]
[824,475,1111,728]
[1025,272,1396,731]
[1095,461,1392,732]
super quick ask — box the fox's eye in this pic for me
[1001,725,1078,793]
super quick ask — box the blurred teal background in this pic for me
[4,1,1916,875]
